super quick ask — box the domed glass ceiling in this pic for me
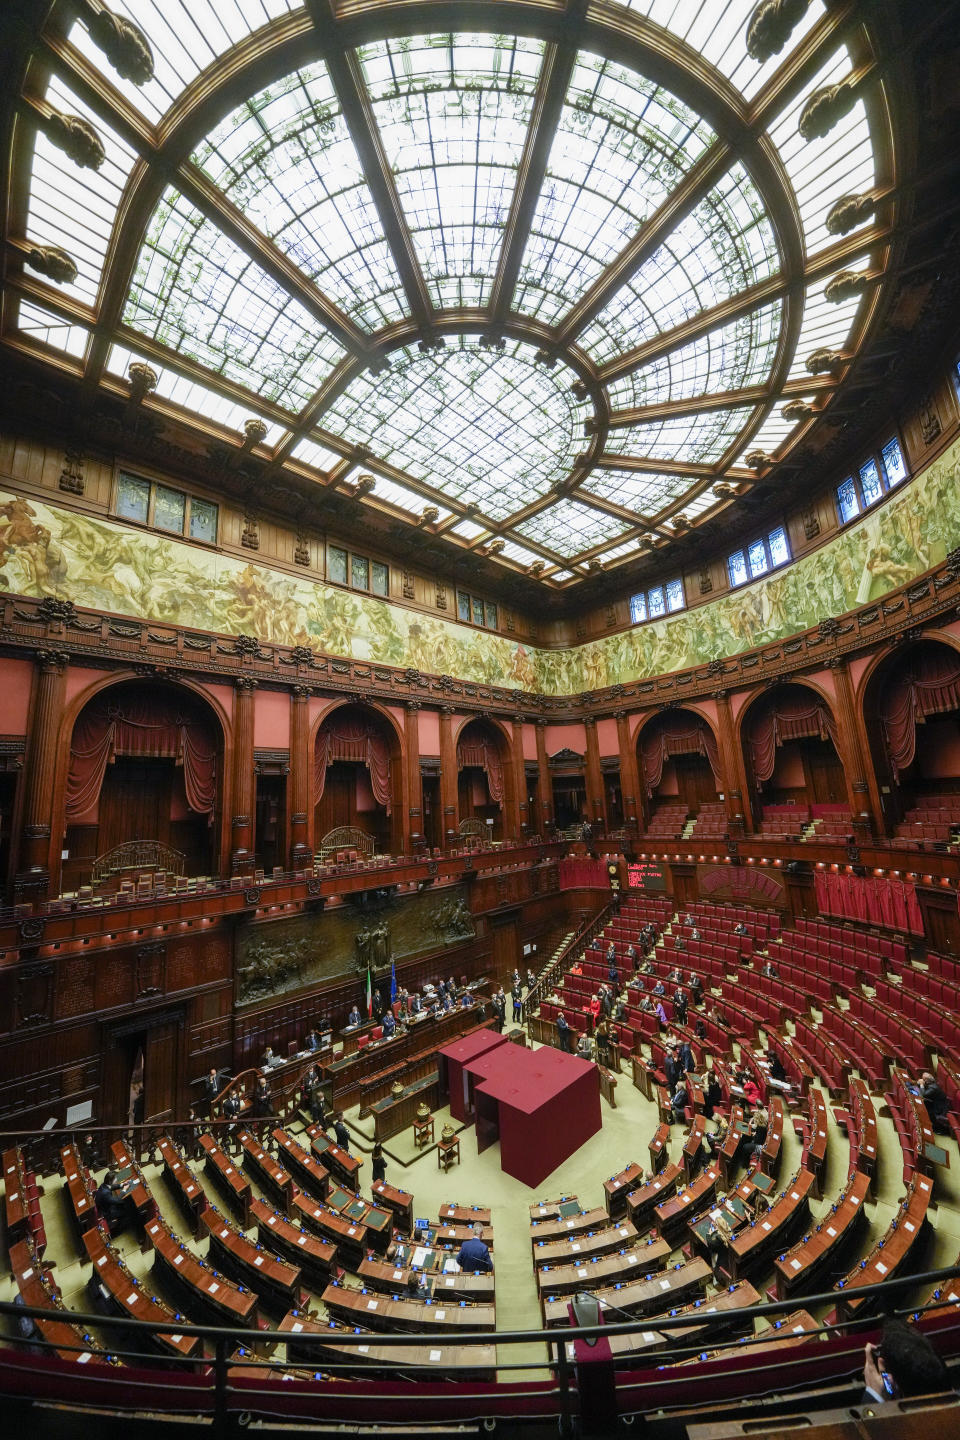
[8,0,890,587]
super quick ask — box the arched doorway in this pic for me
[457,718,511,843]
[862,639,960,841]
[636,709,722,838]
[63,680,221,891]
[313,704,403,855]
[742,684,848,839]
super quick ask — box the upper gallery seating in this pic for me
[643,803,689,838]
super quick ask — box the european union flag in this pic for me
[390,960,398,1004]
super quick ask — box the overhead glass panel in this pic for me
[365,474,455,523]
[106,344,286,441]
[16,299,89,358]
[321,338,589,523]
[578,161,778,363]
[514,51,715,324]
[125,187,348,410]
[291,437,346,473]
[785,278,863,385]
[604,406,757,463]
[515,498,631,558]
[65,0,301,122]
[606,301,782,411]
[579,468,694,513]
[359,34,543,309]
[26,76,138,305]
[678,487,720,520]
[192,64,408,331]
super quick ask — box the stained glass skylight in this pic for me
[9,2,890,586]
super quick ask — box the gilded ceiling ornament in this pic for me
[40,110,105,170]
[127,362,158,402]
[806,348,845,375]
[745,0,809,62]
[825,270,873,303]
[418,505,440,526]
[798,80,859,142]
[825,192,877,236]
[782,399,817,421]
[87,7,155,85]
[26,244,77,285]
[242,417,268,450]
[354,473,376,496]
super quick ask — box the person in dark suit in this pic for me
[381,1010,396,1039]
[556,1011,572,1053]
[511,980,523,1024]
[371,1143,386,1185]
[862,1318,950,1402]
[703,1071,722,1120]
[222,1089,242,1150]
[456,1223,493,1272]
[920,1072,951,1134]
[202,1067,221,1117]
[372,989,384,1022]
[95,1172,133,1235]
[493,988,506,1033]
[252,1076,272,1136]
[347,1005,361,1028]
[304,1028,321,1052]
[410,992,422,1016]
[767,1050,788,1083]
[334,1114,351,1151]
[664,1047,681,1092]
[670,1081,689,1124]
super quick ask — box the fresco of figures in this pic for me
[0,431,958,697]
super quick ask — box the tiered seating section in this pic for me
[643,803,688,838]
[689,802,727,839]
[895,794,960,848]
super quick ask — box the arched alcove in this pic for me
[862,638,960,842]
[741,683,848,840]
[635,709,722,839]
[63,679,222,889]
[313,703,403,855]
[456,718,513,843]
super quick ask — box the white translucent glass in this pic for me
[449,518,488,541]
[579,468,694,514]
[26,76,138,305]
[497,538,545,566]
[366,474,454,523]
[290,437,346,473]
[516,51,716,324]
[768,525,790,567]
[106,342,285,441]
[665,578,685,611]
[605,407,757,463]
[515,498,630,558]
[192,63,407,332]
[320,338,589,524]
[360,35,543,309]
[125,187,347,410]
[16,299,90,358]
[607,301,782,411]
[678,488,720,520]
[785,278,864,385]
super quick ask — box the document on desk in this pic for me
[443,1258,460,1273]
[413,1246,428,1267]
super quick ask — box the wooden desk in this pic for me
[649,1121,671,1172]
[59,1143,98,1238]
[291,1190,368,1263]
[530,1205,608,1250]
[3,1146,27,1243]
[323,1009,494,1111]
[199,1132,252,1226]
[654,1164,721,1243]
[438,1135,460,1170]
[83,1226,202,1362]
[371,1179,414,1233]
[775,1171,870,1300]
[358,1255,495,1303]
[582,1281,762,1362]
[321,1281,495,1334]
[718,1107,746,1188]
[836,1171,933,1320]
[239,1131,295,1214]
[146,1213,258,1328]
[683,1113,708,1180]
[804,1089,829,1198]
[626,1163,682,1229]
[323,1182,394,1255]
[279,1309,497,1379]
[541,1256,711,1328]
[529,1195,579,1222]
[438,1202,491,1226]
[157,1136,206,1235]
[9,1237,112,1363]
[250,1197,336,1289]
[201,1205,303,1315]
[109,1140,154,1226]
[370,1072,440,1142]
[686,1308,820,1365]
[727,1169,815,1280]
[760,1095,785,1178]
[536,1234,671,1300]
[533,1220,641,1268]
[305,1125,362,1189]
[598,1065,618,1108]
[603,1162,645,1220]
[848,1077,878,1179]
[271,1127,330,1202]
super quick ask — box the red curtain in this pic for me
[748,695,839,789]
[315,717,392,813]
[639,718,721,797]
[880,650,960,778]
[66,694,217,820]
[814,870,923,934]
[456,739,504,807]
[558,857,608,889]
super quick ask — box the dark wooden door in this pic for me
[144,1020,179,1124]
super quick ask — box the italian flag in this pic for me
[365,965,373,1018]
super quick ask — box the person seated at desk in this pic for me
[346,1005,361,1029]
[576,1031,594,1060]
[441,989,454,1013]
[304,1028,321,1052]
[761,960,779,978]
[703,1071,722,1119]
[639,994,653,1014]
[457,1223,493,1273]
[674,934,686,951]
[703,1194,737,1275]
[95,1171,134,1236]
[733,921,748,937]
[669,1080,689,1124]
[461,989,474,1009]
[919,1071,951,1134]
[261,1045,277,1069]
[748,1106,768,1161]
[407,1269,427,1296]
[447,975,457,997]
[641,956,655,975]
[381,1010,396,1039]
[766,1049,787,1084]
[740,1074,762,1108]
[410,992,422,1016]
[863,1318,950,1403]
[652,979,665,997]
[690,926,701,941]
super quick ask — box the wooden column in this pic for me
[405,701,423,854]
[616,710,641,836]
[535,719,553,835]
[231,677,257,874]
[17,648,68,899]
[439,705,459,848]
[715,689,751,836]
[584,716,607,832]
[288,684,312,869]
[510,716,527,841]
[826,656,881,842]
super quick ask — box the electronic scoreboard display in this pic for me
[627,861,667,892]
